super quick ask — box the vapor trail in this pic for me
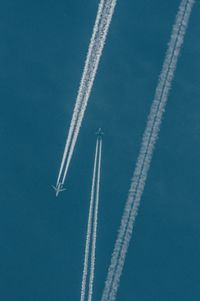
[80,139,99,301]
[101,0,190,297]
[61,0,117,186]
[101,1,195,300]
[88,138,102,301]
[56,0,117,187]
[56,0,106,186]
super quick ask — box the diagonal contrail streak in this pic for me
[102,0,189,298]
[55,0,116,189]
[88,138,102,301]
[80,139,99,301]
[101,1,195,300]
[61,0,117,186]
[108,4,194,300]
[80,136,103,301]
[56,0,106,186]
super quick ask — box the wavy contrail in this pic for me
[101,1,195,300]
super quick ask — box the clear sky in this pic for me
[0,0,200,300]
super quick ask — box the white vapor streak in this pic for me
[61,0,117,185]
[56,0,116,186]
[101,0,189,297]
[80,139,99,301]
[56,0,106,186]
[101,1,195,300]
[88,139,102,301]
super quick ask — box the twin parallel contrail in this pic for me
[88,138,102,301]
[55,0,116,193]
[80,139,99,301]
[101,1,195,300]
[80,135,102,301]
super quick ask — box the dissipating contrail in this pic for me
[101,1,195,300]
[54,0,116,194]
[80,134,103,301]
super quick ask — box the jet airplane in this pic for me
[96,128,104,138]
[52,182,66,197]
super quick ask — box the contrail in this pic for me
[80,136,103,301]
[55,0,116,188]
[101,1,195,300]
[61,0,117,186]
[88,138,102,301]
[101,0,190,297]
[56,0,106,186]
[80,139,99,301]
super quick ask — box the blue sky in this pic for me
[0,0,200,300]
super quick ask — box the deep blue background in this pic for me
[0,0,200,300]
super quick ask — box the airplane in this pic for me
[96,128,104,137]
[52,182,66,197]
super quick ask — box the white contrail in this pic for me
[101,0,190,297]
[56,0,106,186]
[60,0,117,186]
[101,1,195,300]
[56,0,116,186]
[88,138,102,301]
[80,139,99,301]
